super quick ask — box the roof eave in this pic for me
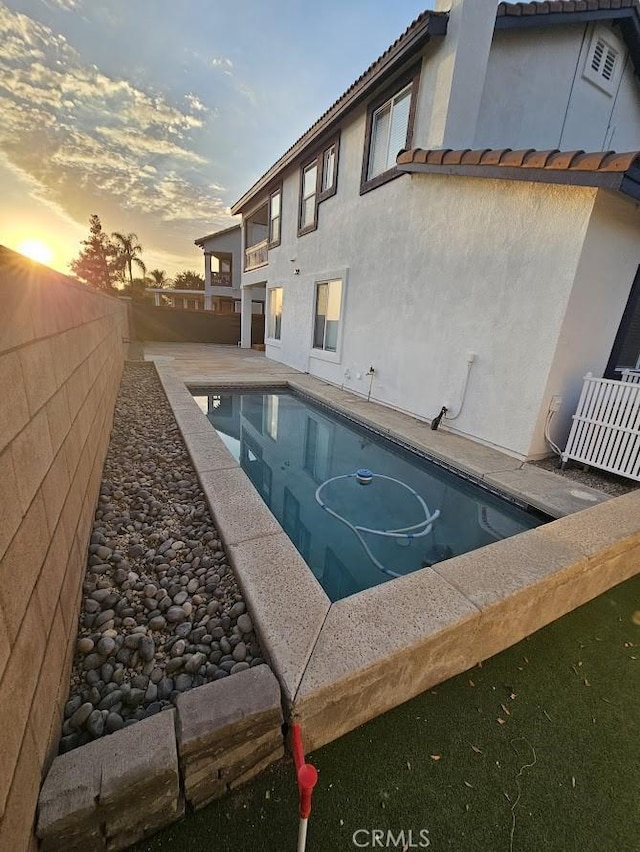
[397,160,631,195]
[230,12,448,215]
[194,222,241,246]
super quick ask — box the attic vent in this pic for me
[591,38,618,80]
[584,30,622,94]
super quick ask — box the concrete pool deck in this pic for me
[144,343,640,750]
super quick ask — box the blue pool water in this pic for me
[192,390,546,602]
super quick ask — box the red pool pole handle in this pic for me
[292,724,318,819]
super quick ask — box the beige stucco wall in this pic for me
[0,248,127,850]
[533,190,640,457]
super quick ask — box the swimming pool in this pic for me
[192,389,546,601]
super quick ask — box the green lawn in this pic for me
[135,574,640,852]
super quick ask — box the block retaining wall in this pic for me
[36,665,284,850]
[0,247,128,850]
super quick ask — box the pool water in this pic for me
[192,390,545,602]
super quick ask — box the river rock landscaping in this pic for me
[60,362,265,753]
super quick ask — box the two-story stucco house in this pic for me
[232,0,640,461]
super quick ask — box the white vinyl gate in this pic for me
[562,372,640,481]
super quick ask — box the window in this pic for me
[368,85,411,180]
[322,144,336,193]
[267,287,283,340]
[584,29,622,94]
[361,66,419,194]
[298,137,339,235]
[313,279,342,353]
[300,162,318,232]
[269,188,281,247]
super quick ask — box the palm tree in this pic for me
[147,268,170,288]
[111,231,146,285]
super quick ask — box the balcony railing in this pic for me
[245,239,268,271]
[211,271,232,286]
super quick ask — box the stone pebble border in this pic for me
[59,363,267,751]
[37,666,283,851]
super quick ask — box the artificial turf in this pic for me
[134,573,640,852]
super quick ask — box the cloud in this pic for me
[0,3,230,236]
[185,92,207,112]
[43,0,81,9]
[211,56,233,75]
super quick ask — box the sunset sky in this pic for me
[1,0,431,278]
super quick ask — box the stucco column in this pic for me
[240,287,252,349]
[204,253,212,311]
[154,293,160,307]
[427,0,498,149]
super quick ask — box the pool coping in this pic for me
[155,362,640,751]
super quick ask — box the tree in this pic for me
[147,269,170,288]
[172,270,205,290]
[69,214,118,291]
[122,277,152,302]
[111,231,146,285]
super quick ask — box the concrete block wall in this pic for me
[0,247,128,850]
[36,666,284,850]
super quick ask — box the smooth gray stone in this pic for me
[69,702,93,730]
[138,636,155,662]
[86,709,105,737]
[174,673,193,692]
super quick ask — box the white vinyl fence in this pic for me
[621,369,640,384]
[562,372,640,481]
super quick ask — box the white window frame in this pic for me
[268,187,281,247]
[299,161,319,232]
[267,286,283,345]
[322,143,337,193]
[309,268,348,364]
[367,83,412,180]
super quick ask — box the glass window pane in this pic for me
[313,283,328,348]
[270,215,280,244]
[303,164,317,198]
[271,192,280,218]
[368,103,391,179]
[302,196,315,228]
[326,279,342,321]
[322,145,335,191]
[313,280,342,351]
[387,87,411,170]
[268,287,283,340]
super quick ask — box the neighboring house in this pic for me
[194,223,264,315]
[231,0,640,460]
[146,223,265,314]
[147,288,209,311]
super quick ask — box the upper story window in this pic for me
[298,136,339,236]
[269,188,281,247]
[322,144,337,193]
[583,28,623,95]
[361,65,419,194]
[368,85,412,179]
[300,162,318,233]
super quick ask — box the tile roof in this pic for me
[497,1,639,18]
[230,10,448,215]
[396,147,640,200]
